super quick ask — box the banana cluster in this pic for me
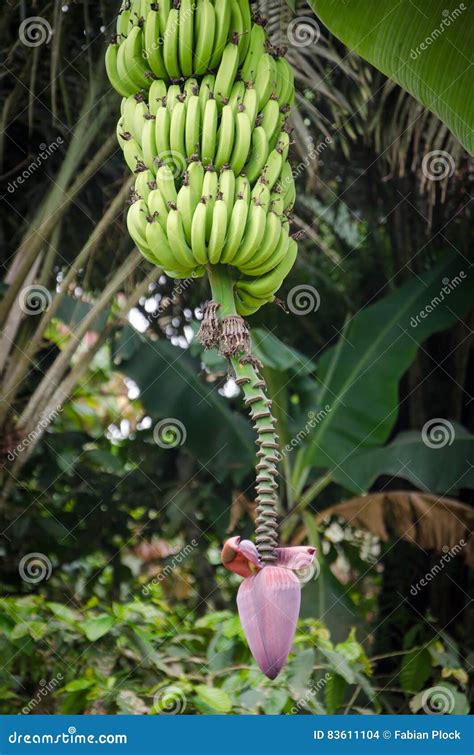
[107,0,298,315]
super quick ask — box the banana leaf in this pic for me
[309,0,473,153]
[302,253,473,473]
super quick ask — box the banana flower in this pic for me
[221,536,316,679]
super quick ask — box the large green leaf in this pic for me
[303,253,473,473]
[309,0,473,153]
[113,327,254,479]
[335,426,474,494]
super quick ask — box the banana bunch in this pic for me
[106,0,253,96]
[108,0,298,315]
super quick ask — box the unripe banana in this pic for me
[123,136,145,172]
[235,288,273,316]
[141,115,157,173]
[245,126,269,184]
[106,42,135,97]
[280,161,296,210]
[254,53,278,109]
[166,84,181,112]
[167,207,196,268]
[149,80,167,115]
[155,105,171,159]
[201,97,218,166]
[116,2,132,39]
[231,199,267,266]
[239,211,282,275]
[242,85,259,128]
[127,198,152,254]
[121,25,152,91]
[198,75,215,118]
[144,9,168,81]
[228,81,246,114]
[208,196,228,264]
[156,163,178,206]
[157,0,171,36]
[230,108,251,175]
[191,199,209,264]
[214,40,240,105]
[163,6,181,80]
[133,98,149,142]
[170,98,187,170]
[276,56,296,108]
[148,188,170,230]
[220,196,250,263]
[259,97,281,143]
[194,0,216,75]
[209,0,232,70]
[241,22,266,83]
[214,105,236,169]
[178,0,194,77]
[185,95,201,158]
[146,214,182,269]
[236,0,252,63]
[202,166,218,240]
[135,169,155,202]
[218,166,236,224]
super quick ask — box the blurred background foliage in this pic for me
[0,1,472,714]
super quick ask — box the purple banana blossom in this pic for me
[221,537,316,679]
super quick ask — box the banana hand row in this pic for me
[127,159,297,298]
[116,80,293,188]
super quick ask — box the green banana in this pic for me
[207,196,228,264]
[214,104,235,169]
[156,164,178,206]
[194,0,216,76]
[191,199,209,264]
[230,108,251,175]
[255,53,278,109]
[209,0,232,70]
[245,126,269,184]
[239,211,282,275]
[141,115,157,173]
[178,0,194,77]
[163,6,181,80]
[169,99,187,171]
[149,80,167,114]
[231,199,267,266]
[106,42,135,97]
[214,41,240,105]
[144,10,168,81]
[218,166,236,224]
[185,94,201,158]
[123,136,145,172]
[202,166,218,240]
[167,207,196,268]
[241,22,266,83]
[201,97,218,166]
[220,196,250,263]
